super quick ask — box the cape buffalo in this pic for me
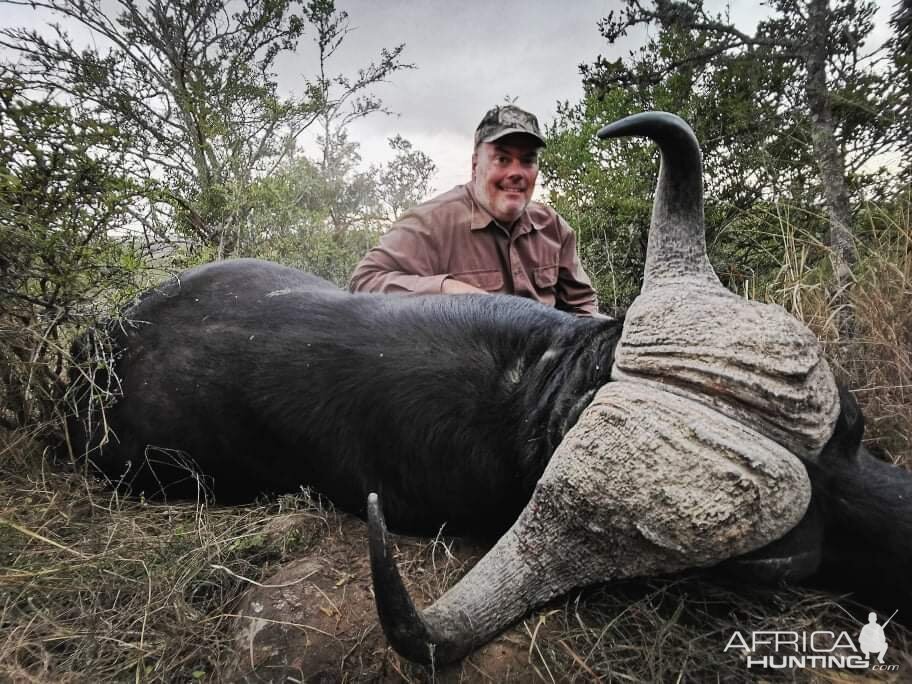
[66,112,912,666]
[68,259,623,536]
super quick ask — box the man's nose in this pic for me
[505,161,525,176]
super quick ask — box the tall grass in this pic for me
[767,193,912,466]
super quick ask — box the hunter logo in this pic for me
[724,609,900,671]
[859,610,895,663]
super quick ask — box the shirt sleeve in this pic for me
[555,217,599,317]
[349,215,451,295]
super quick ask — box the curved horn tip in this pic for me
[367,492,444,665]
[367,491,391,565]
[596,110,696,141]
[367,492,381,525]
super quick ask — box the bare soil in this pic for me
[226,513,536,682]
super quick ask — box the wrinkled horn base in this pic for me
[615,283,839,460]
[517,381,813,585]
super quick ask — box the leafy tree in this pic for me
[542,10,812,306]
[546,0,905,330]
[313,127,383,235]
[0,0,410,253]
[895,0,912,70]
[220,133,436,286]
[0,70,145,430]
[377,135,436,221]
[541,91,655,308]
[892,0,912,171]
[227,135,380,285]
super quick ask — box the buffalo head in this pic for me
[367,112,841,664]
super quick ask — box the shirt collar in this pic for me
[463,183,542,235]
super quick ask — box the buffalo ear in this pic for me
[820,385,864,462]
[838,384,864,446]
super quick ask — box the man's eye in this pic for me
[496,156,511,165]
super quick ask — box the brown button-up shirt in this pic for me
[349,184,598,316]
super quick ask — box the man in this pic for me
[349,105,598,316]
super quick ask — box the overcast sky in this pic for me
[281,0,895,196]
[3,0,897,198]
[288,0,689,193]
[287,0,646,193]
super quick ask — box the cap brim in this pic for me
[481,128,546,147]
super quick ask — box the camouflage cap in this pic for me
[474,105,546,148]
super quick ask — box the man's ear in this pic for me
[471,151,478,181]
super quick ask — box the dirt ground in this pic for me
[223,508,912,684]
[226,513,540,682]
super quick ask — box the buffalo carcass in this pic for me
[65,112,912,666]
[68,260,623,536]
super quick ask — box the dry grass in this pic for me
[843,200,912,464]
[767,195,912,465]
[523,579,912,683]
[0,432,327,682]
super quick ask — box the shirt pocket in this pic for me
[532,264,558,289]
[454,269,504,291]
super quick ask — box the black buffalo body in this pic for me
[725,383,912,618]
[805,392,912,619]
[69,258,621,536]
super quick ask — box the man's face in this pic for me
[472,133,540,225]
